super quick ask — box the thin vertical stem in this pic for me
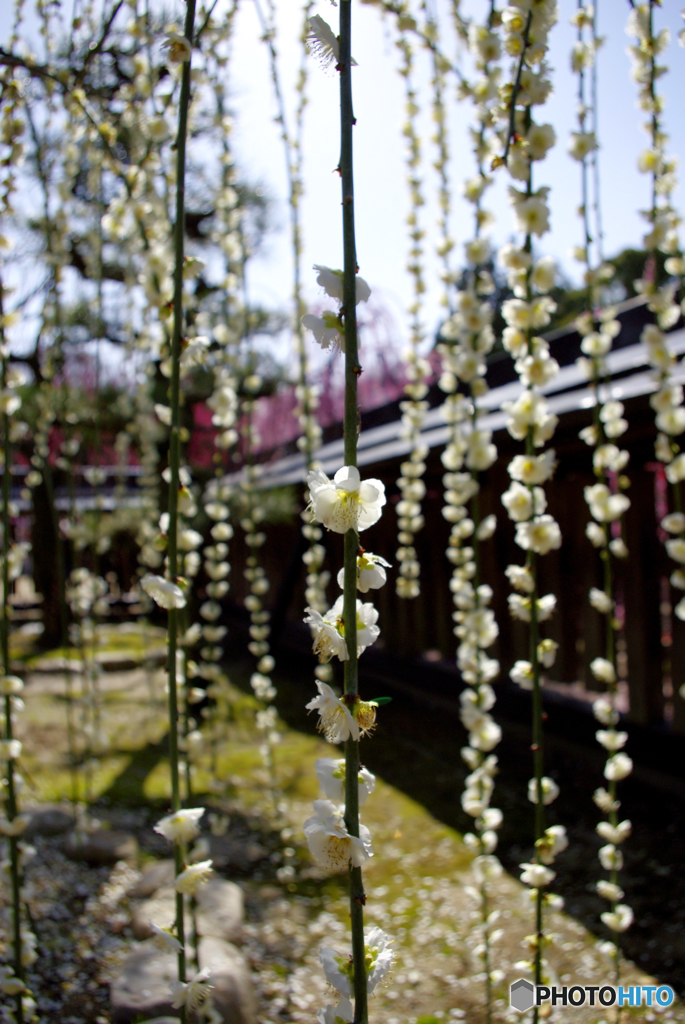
[0,277,23,1024]
[167,2,197,1011]
[339,3,367,1021]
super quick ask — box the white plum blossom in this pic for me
[154,807,204,845]
[171,968,213,1012]
[589,588,613,614]
[304,607,349,664]
[510,660,534,689]
[141,574,187,610]
[319,926,394,997]
[306,682,358,743]
[315,758,376,806]
[601,904,634,933]
[317,996,354,1024]
[590,657,617,685]
[520,862,555,888]
[307,466,386,533]
[305,596,380,663]
[515,515,562,555]
[303,799,372,870]
[150,921,183,953]
[596,729,628,752]
[314,265,371,304]
[302,311,343,351]
[307,15,357,70]
[337,552,391,593]
[527,777,560,805]
[174,860,213,895]
[604,753,633,781]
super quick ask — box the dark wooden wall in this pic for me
[226,389,685,736]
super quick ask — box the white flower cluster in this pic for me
[317,923,395,1022]
[304,759,393,1022]
[303,464,385,668]
[440,31,504,961]
[567,1,615,291]
[0,673,36,1018]
[629,4,685,629]
[494,0,568,986]
[152,807,215,974]
[628,5,681,282]
[592,695,634,939]
[302,264,370,353]
[394,32,430,601]
[303,449,389,1005]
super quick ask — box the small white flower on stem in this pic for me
[319,926,394,997]
[596,729,627,752]
[0,675,23,695]
[599,844,623,871]
[307,466,386,533]
[597,819,632,845]
[527,777,559,805]
[0,966,24,995]
[590,657,616,685]
[164,32,192,63]
[0,814,30,837]
[536,825,568,865]
[303,799,372,870]
[515,515,562,555]
[315,757,376,806]
[592,696,618,726]
[141,573,187,610]
[314,265,371,304]
[594,787,620,814]
[472,854,503,884]
[601,904,633,933]
[302,311,343,351]
[306,596,379,662]
[304,608,349,664]
[0,739,21,760]
[589,588,613,614]
[537,639,558,667]
[307,15,358,70]
[510,660,533,688]
[174,859,213,895]
[171,967,213,1011]
[604,753,633,781]
[150,920,183,953]
[520,862,555,888]
[509,450,556,485]
[597,880,624,902]
[306,682,358,743]
[317,996,353,1024]
[154,807,204,845]
[337,552,391,593]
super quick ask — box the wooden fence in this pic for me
[225,300,685,738]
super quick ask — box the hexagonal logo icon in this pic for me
[510,978,535,1012]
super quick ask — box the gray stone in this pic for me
[64,828,138,865]
[208,834,267,872]
[110,936,256,1024]
[132,887,177,939]
[127,859,176,899]
[24,808,74,838]
[133,879,243,945]
[196,878,244,944]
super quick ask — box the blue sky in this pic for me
[2,0,683,362]
[227,0,685,348]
